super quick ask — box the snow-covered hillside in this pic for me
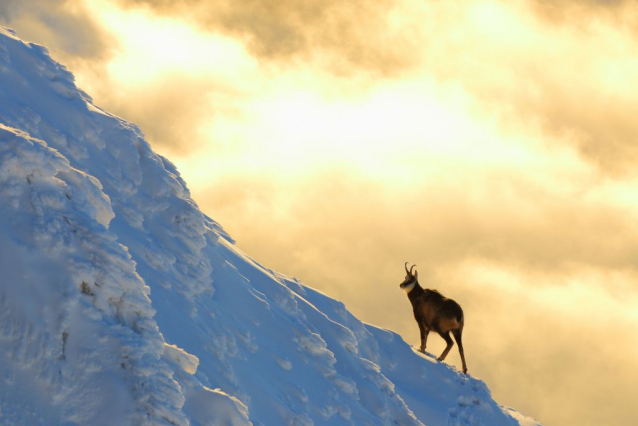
[0,27,540,426]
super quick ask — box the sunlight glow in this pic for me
[79,0,596,195]
[84,0,256,86]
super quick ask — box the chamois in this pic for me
[399,263,467,374]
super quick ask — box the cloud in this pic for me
[87,74,229,153]
[105,0,638,175]
[0,0,110,59]
[442,261,638,425]
[6,0,637,175]
[191,163,638,288]
[408,0,638,176]
[532,0,630,22]
[114,0,422,75]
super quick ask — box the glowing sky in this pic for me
[2,1,638,424]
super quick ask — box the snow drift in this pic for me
[0,27,540,426]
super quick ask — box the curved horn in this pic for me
[409,264,417,275]
[405,262,410,275]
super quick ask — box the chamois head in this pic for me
[399,262,419,293]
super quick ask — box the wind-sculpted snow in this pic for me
[0,26,540,425]
[0,125,188,425]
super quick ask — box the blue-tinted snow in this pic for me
[0,26,540,426]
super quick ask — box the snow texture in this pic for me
[0,26,540,426]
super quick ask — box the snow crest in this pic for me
[0,125,188,425]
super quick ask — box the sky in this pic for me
[2,0,638,424]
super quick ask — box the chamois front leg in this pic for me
[437,331,454,361]
[452,328,467,374]
[418,321,429,353]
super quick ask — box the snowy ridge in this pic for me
[0,27,540,425]
[0,124,187,425]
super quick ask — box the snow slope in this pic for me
[0,27,540,426]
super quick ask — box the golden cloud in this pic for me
[114,0,422,75]
[0,0,110,58]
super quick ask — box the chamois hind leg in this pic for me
[437,331,454,361]
[452,328,467,374]
[418,321,429,352]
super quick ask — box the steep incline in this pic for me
[0,27,540,426]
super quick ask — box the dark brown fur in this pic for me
[400,264,467,374]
